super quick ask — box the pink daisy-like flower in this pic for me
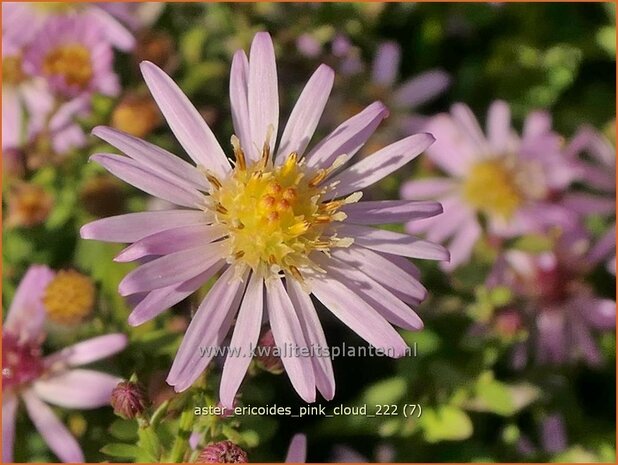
[563,125,616,274]
[487,229,615,367]
[2,2,136,52]
[2,36,54,150]
[2,265,127,462]
[24,15,119,100]
[401,101,579,270]
[80,32,448,407]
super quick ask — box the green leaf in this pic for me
[362,377,406,405]
[419,405,473,443]
[100,443,141,458]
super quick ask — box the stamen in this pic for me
[231,135,246,171]
[308,169,327,187]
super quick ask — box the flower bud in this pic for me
[195,440,248,463]
[134,30,175,69]
[80,176,126,217]
[110,380,149,420]
[255,329,284,374]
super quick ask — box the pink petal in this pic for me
[92,126,208,190]
[311,274,408,357]
[229,50,252,158]
[80,209,207,243]
[335,224,450,261]
[286,278,335,400]
[118,242,227,295]
[167,266,248,391]
[91,153,203,208]
[284,434,307,463]
[219,272,264,408]
[2,393,18,463]
[442,217,481,272]
[324,133,435,199]
[248,32,279,156]
[114,224,226,262]
[316,254,423,330]
[304,101,389,170]
[400,178,457,200]
[523,111,552,139]
[331,246,427,303]
[266,277,316,403]
[277,64,334,160]
[87,7,135,51]
[44,334,127,367]
[140,61,230,177]
[128,260,225,326]
[22,389,84,462]
[393,69,450,109]
[33,369,121,409]
[371,41,400,88]
[5,265,54,343]
[451,103,488,152]
[486,100,511,154]
[341,200,442,225]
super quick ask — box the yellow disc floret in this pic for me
[43,270,95,325]
[43,43,93,90]
[207,136,355,280]
[462,158,523,220]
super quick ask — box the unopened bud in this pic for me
[195,440,248,463]
[134,30,175,69]
[110,380,148,420]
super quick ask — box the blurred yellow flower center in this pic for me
[207,138,354,279]
[463,159,522,220]
[33,3,75,13]
[3,56,26,86]
[43,44,93,89]
[43,270,95,325]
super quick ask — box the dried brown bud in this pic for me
[80,176,126,217]
[111,94,162,138]
[7,183,53,228]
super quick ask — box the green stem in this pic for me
[167,407,195,462]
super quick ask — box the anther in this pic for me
[216,203,228,214]
[289,266,304,283]
[231,135,246,171]
[308,169,327,187]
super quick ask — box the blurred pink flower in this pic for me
[2,2,136,51]
[563,126,616,274]
[488,229,615,367]
[24,15,119,100]
[285,434,307,463]
[81,32,448,406]
[2,265,127,462]
[401,101,579,270]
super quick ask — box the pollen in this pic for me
[207,140,357,279]
[43,43,93,90]
[43,270,95,325]
[462,159,523,220]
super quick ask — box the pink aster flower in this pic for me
[2,36,53,150]
[563,126,616,274]
[285,434,307,463]
[80,32,448,407]
[2,2,136,51]
[2,265,127,462]
[24,15,119,100]
[487,229,615,367]
[401,101,579,270]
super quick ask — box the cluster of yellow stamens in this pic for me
[43,43,93,90]
[205,136,357,280]
[43,270,95,325]
[462,158,525,220]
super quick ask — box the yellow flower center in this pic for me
[207,137,355,280]
[462,159,523,220]
[43,43,93,90]
[43,270,95,325]
[3,56,26,86]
